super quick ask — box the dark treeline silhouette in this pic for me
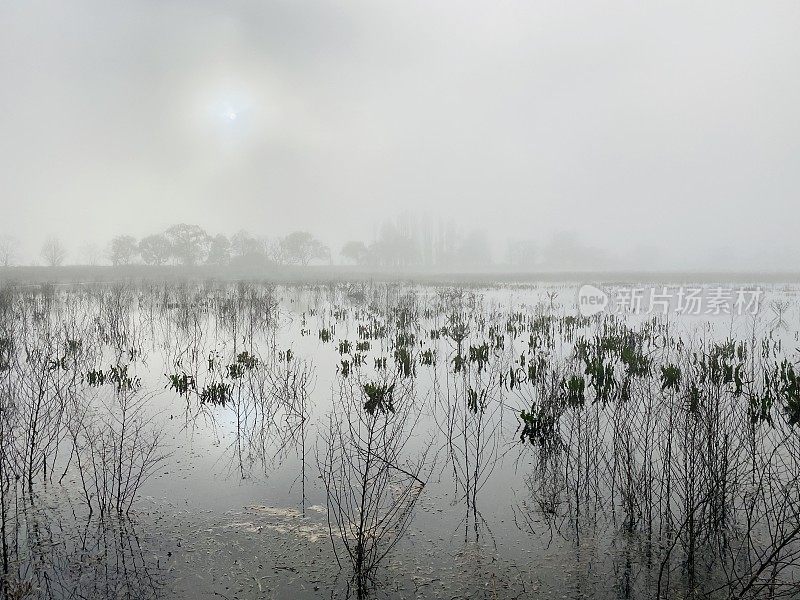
[1,214,620,272]
[108,217,494,270]
[16,217,497,269]
[109,225,331,268]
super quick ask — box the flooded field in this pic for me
[1,280,800,599]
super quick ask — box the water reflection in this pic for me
[0,281,799,598]
[3,496,161,599]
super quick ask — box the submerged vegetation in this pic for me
[0,279,799,598]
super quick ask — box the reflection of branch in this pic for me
[734,522,800,599]
[656,491,713,599]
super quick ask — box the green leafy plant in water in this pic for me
[526,353,548,386]
[394,347,414,378]
[395,332,415,348]
[166,371,195,397]
[363,382,395,415]
[620,345,650,378]
[85,368,106,386]
[340,359,351,378]
[200,382,232,406]
[749,388,774,427]
[227,363,245,379]
[488,326,505,350]
[749,361,797,427]
[226,351,259,379]
[583,354,616,405]
[696,339,747,387]
[519,403,560,449]
[469,343,490,373]
[65,338,82,356]
[562,375,586,408]
[660,364,682,391]
[445,313,469,345]
[420,348,435,366]
[236,351,259,370]
[48,355,68,371]
[502,366,525,391]
[687,380,701,415]
[357,320,386,340]
[777,360,800,427]
[108,364,140,393]
[467,387,487,414]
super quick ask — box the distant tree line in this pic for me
[10,215,494,269]
[336,216,611,271]
[4,226,330,268]
[108,225,331,267]
[0,222,611,271]
[505,232,611,271]
[339,214,492,268]
[0,235,18,267]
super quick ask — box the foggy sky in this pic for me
[1,1,799,269]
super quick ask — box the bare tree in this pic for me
[278,231,329,266]
[108,235,138,266]
[40,236,67,267]
[320,370,430,594]
[0,236,17,267]
[69,386,167,516]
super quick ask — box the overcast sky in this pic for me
[1,1,799,269]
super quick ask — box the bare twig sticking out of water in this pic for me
[266,352,315,515]
[68,387,168,516]
[319,370,431,596]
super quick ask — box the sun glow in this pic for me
[190,76,284,148]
